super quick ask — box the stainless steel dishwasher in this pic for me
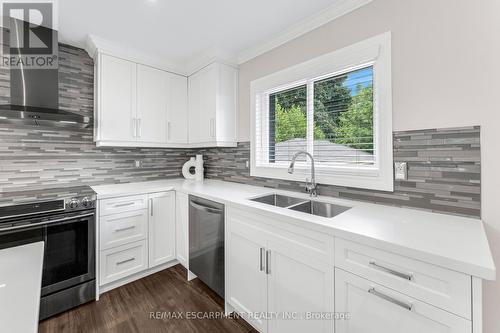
[189,195,225,298]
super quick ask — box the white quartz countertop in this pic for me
[0,242,44,333]
[92,179,496,280]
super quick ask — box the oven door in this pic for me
[41,212,95,296]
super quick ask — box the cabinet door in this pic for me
[226,217,268,333]
[214,63,237,143]
[175,191,189,268]
[334,269,471,333]
[188,64,216,144]
[98,54,136,141]
[267,234,335,333]
[166,73,188,144]
[148,192,176,267]
[136,64,167,144]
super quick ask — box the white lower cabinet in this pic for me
[175,191,189,268]
[95,188,480,333]
[98,191,176,290]
[267,235,334,333]
[334,268,471,333]
[226,208,335,333]
[227,218,268,332]
[148,191,176,267]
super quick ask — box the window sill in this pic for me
[250,165,394,192]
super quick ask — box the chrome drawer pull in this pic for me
[114,202,135,207]
[116,257,135,265]
[114,226,136,232]
[265,250,271,275]
[368,287,413,311]
[369,261,413,281]
[259,248,265,271]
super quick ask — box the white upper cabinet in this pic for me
[188,62,238,147]
[136,64,168,144]
[95,53,189,147]
[166,73,188,144]
[94,51,236,148]
[96,54,137,142]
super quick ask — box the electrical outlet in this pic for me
[134,160,142,168]
[245,160,249,168]
[394,162,407,180]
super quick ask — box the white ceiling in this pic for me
[58,0,351,67]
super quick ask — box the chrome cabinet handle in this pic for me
[116,257,135,266]
[368,287,413,311]
[259,248,265,271]
[132,118,137,138]
[167,121,171,141]
[369,261,413,281]
[150,198,153,216]
[137,118,142,138]
[209,118,215,138]
[114,226,135,232]
[265,250,271,275]
[114,202,135,208]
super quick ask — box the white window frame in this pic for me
[250,32,393,191]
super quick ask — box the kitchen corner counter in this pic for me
[91,179,496,280]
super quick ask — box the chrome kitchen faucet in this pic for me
[288,151,318,197]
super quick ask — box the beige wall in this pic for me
[238,0,500,331]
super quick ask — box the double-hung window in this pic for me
[250,32,393,191]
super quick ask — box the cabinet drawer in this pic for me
[335,268,471,333]
[335,238,471,319]
[100,195,148,216]
[100,240,148,285]
[100,210,148,250]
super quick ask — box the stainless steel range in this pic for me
[0,186,96,320]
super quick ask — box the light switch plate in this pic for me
[394,162,408,180]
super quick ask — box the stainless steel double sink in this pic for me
[250,194,350,218]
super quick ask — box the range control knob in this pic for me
[68,198,79,209]
[81,197,92,207]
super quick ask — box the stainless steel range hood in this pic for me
[0,19,90,128]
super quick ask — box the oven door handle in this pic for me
[0,213,95,232]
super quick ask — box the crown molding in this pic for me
[85,34,188,76]
[184,46,238,75]
[84,0,371,75]
[236,0,373,64]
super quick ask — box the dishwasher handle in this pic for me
[189,200,223,214]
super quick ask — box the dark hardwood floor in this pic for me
[39,265,257,333]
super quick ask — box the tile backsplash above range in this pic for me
[0,44,481,218]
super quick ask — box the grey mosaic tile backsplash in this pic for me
[0,44,481,218]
